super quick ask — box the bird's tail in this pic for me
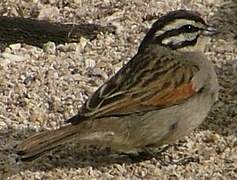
[17,123,86,161]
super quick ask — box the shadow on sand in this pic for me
[1,126,163,178]
[200,0,237,137]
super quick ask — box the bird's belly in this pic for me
[115,93,216,150]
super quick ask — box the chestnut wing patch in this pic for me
[142,83,195,107]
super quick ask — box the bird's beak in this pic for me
[202,26,219,36]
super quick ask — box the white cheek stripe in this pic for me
[162,32,198,46]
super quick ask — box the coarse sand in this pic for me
[0,0,237,179]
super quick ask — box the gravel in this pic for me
[0,0,237,179]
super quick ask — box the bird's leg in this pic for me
[150,143,200,166]
[126,144,199,166]
[121,144,172,163]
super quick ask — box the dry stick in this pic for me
[0,16,116,51]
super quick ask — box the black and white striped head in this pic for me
[138,10,217,52]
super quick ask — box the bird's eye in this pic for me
[187,25,192,30]
[182,24,199,33]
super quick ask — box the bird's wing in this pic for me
[67,45,201,124]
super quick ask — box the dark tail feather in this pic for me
[16,124,83,161]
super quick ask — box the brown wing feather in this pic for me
[142,83,195,107]
[68,45,200,124]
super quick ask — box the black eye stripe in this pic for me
[155,24,200,43]
[179,24,200,33]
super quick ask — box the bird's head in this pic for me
[139,10,218,52]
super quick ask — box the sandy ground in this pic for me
[0,0,237,179]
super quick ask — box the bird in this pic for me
[17,10,219,161]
